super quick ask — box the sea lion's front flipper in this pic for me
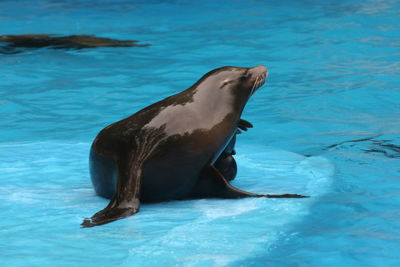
[81,198,140,228]
[214,154,237,181]
[189,166,308,199]
[189,166,260,199]
[238,119,253,132]
[81,160,142,228]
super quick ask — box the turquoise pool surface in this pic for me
[0,0,399,266]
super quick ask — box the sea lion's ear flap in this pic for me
[81,160,143,228]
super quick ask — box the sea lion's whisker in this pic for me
[251,77,260,95]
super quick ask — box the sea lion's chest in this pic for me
[138,121,236,202]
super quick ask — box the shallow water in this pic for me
[1,0,399,266]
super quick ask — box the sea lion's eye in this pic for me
[221,79,233,89]
[240,74,250,81]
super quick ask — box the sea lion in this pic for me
[0,34,149,54]
[82,65,307,228]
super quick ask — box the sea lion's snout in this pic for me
[250,65,268,77]
[248,65,268,94]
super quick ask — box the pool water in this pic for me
[1,0,399,266]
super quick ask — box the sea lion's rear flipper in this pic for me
[81,160,142,228]
[189,166,308,199]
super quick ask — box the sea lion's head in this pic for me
[219,65,267,97]
[204,65,267,95]
[194,65,268,111]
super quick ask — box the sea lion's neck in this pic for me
[142,85,241,136]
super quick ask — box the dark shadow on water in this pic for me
[326,136,400,159]
[0,34,150,54]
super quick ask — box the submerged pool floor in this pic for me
[0,142,333,266]
[0,0,399,266]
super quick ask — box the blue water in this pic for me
[1,0,399,266]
